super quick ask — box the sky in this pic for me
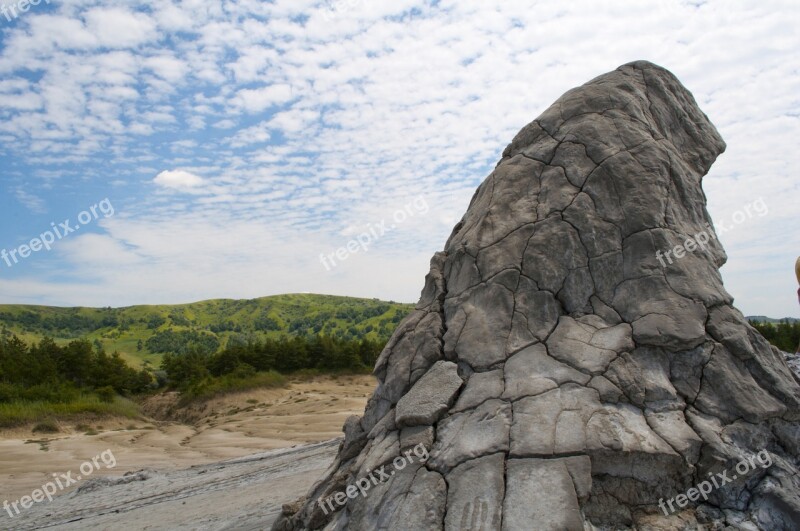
[0,0,798,318]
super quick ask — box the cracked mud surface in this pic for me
[274,61,800,530]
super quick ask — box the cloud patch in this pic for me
[153,170,206,190]
[14,189,47,214]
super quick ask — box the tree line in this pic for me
[749,320,800,354]
[161,334,384,390]
[0,330,387,406]
[0,336,152,403]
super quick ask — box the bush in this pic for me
[231,363,256,379]
[96,386,116,403]
[146,329,220,355]
[179,371,286,404]
[32,420,60,433]
[0,383,17,402]
[32,383,82,403]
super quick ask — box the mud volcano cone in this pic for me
[274,61,800,530]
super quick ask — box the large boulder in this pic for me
[272,61,800,531]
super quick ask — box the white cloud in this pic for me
[143,54,189,83]
[14,189,47,214]
[213,119,237,129]
[84,8,158,49]
[227,121,273,147]
[153,169,206,190]
[268,108,320,135]
[232,84,295,113]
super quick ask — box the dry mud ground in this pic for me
[4,439,340,530]
[0,375,374,530]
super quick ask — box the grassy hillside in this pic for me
[0,294,414,368]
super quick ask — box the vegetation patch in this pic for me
[748,319,800,353]
[32,419,60,433]
[179,371,286,404]
[0,396,141,428]
[0,294,413,369]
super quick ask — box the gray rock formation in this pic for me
[273,61,800,530]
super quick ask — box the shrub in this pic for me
[179,371,286,404]
[32,420,60,433]
[96,386,116,403]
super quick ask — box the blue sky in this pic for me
[0,0,798,318]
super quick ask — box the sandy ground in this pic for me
[0,374,375,524]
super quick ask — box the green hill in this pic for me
[0,294,414,369]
